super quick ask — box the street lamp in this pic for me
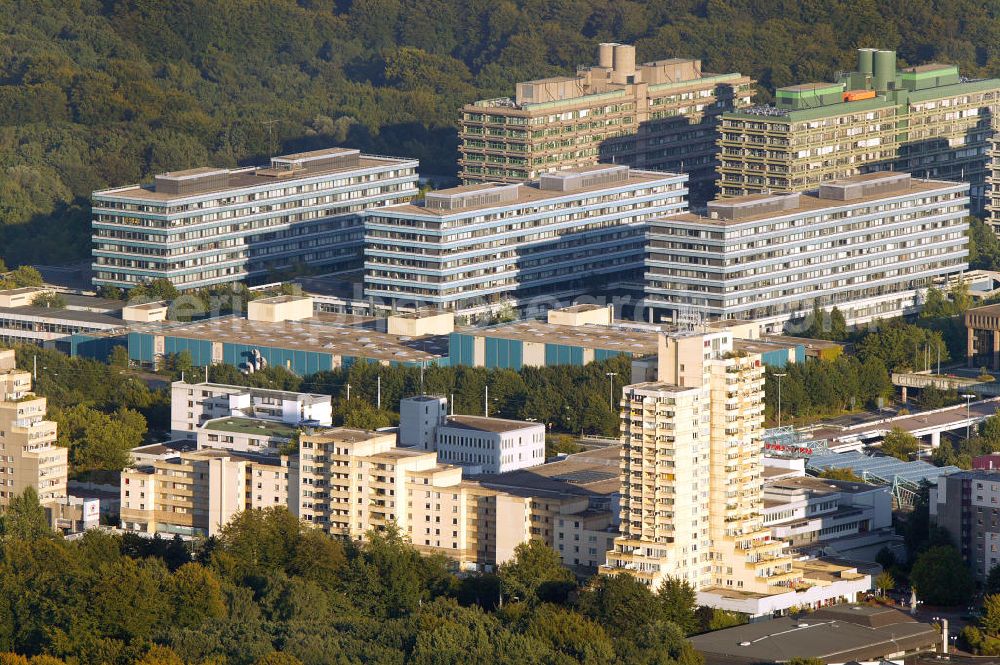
[963,393,977,441]
[606,372,618,410]
[773,373,787,428]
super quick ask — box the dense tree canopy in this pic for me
[0,506,709,665]
[4,0,1000,265]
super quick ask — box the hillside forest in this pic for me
[3,0,1000,265]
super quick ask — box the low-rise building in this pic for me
[171,379,332,439]
[0,349,67,507]
[645,172,969,327]
[399,396,545,474]
[763,474,901,561]
[0,289,129,350]
[690,604,940,665]
[433,415,545,474]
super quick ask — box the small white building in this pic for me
[762,473,901,561]
[399,395,546,474]
[434,415,545,474]
[171,380,332,439]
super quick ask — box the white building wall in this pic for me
[399,396,448,450]
[434,422,545,474]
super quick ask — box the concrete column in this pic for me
[993,332,1000,372]
[901,386,908,403]
[968,327,976,368]
[930,431,940,449]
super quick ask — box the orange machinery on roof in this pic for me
[843,89,877,102]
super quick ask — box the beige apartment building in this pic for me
[604,332,793,593]
[0,349,67,507]
[120,418,618,572]
[603,332,872,616]
[718,48,1000,209]
[120,448,290,537]
[459,42,754,203]
[293,427,502,570]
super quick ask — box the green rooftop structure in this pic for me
[718,48,1000,210]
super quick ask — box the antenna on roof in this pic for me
[262,119,278,159]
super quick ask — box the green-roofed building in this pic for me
[718,48,1000,210]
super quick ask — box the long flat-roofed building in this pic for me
[364,164,688,317]
[718,48,1000,210]
[92,147,419,291]
[459,42,754,203]
[645,172,970,328]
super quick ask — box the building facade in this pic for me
[120,449,290,537]
[92,148,418,291]
[603,332,796,594]
[364,164,688,316]
[931,470,1000,582]
[459,42,754,203]
[0,350,67,507]
[762,475,894,551]
[646,172,970,327]
[397,401,546,475]
[966,303,1000,370]
[718,48,1000,210]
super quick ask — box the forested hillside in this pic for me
[1,0,997,265]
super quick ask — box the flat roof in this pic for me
[780,82,843,92]
[123,301,167,311]
[760,334,843,350]
[184,448,284,466]
[456,321,659,355]
[554,303,607,313]
[689,605,937,665]
[62,293,126,311]
[968,303,1000,317]
[202,418,297,438]
[477,446,622,498]
[904,63,957,73]
[662,176,965,226]
[766,475,878,495]
[381,168,680,217]
[302,427,392,444]
[442,415,541,434]
[131,440,198,456]
[179,381,329,403]
[627,380,699,393]
[272,147,357,161]
[132,315,445,363]
[0,305,125,327]
[0,287,47,296]
[95,149,416,203]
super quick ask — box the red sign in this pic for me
[764,442,813,456]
